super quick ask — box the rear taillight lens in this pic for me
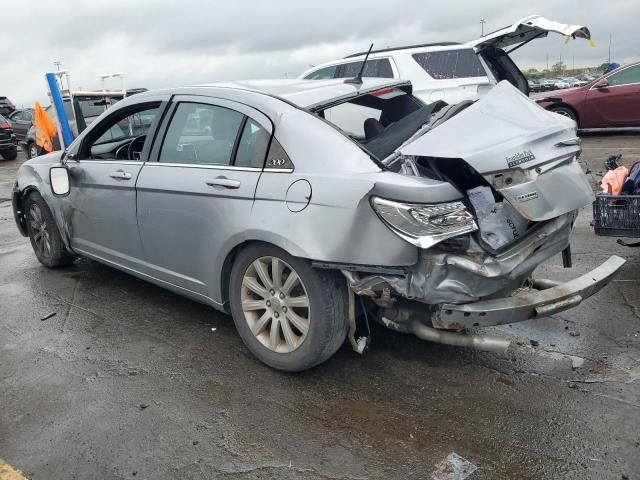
[371,197,478,249]
[0,123,12,130]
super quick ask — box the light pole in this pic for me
[480,19,486,37]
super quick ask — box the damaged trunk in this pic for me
[344,81,609,342]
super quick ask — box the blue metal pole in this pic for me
[45,72,74,148]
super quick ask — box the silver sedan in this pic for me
[12,78,623,371]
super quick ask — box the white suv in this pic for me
[299,16,591,105]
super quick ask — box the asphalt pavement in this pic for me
[1,134,639,480]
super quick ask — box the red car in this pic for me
[536,61,640,128]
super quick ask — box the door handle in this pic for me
[206,177,241,189]
[110,170,132,180]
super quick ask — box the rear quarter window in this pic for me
[412,49,486,79]
[336,59,395,79]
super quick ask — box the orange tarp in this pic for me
[34,101,58,153]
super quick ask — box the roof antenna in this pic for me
[345,43,374,85]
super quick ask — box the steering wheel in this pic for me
[127,135,147,160]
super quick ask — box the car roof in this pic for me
[191,78,412,110]
[300,42,474,78]
[344,42,461,58]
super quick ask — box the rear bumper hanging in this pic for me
[432,255,625,330]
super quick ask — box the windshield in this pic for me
[316,88,437,161]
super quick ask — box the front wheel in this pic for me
[550,106,578,125]
[24,192,75,268]
[27,142,39,159]
[229,244,348,372]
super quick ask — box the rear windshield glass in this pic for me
[412,49,486,79]
[317,88,436,161]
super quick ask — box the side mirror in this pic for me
[595,79,609,89]
[50,166,70,196]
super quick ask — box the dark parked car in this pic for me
[0,113,18,160]
[0,96,16,116]
[536,61,640,128]
[7,108,36,157]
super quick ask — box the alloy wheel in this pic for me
[241,256,310,353]
[29,204,51,259]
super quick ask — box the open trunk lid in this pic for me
[398,81,594,222]
[469,15,591,50]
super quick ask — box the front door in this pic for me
[586,64,640,127]
[136,96,272,299]
[66,100,165,269]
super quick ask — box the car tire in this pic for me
[24,191,75,268]
[2,149,18,160]
[27,142,38,159]
[229,243,348,372]
[550,106,578,125]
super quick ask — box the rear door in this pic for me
[136,96,272,298]
[469,15,591,50]
[10,110,32,141]
[408,48,492,103]
[585,64,640,127]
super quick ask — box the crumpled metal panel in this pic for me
[411,212,574,304]
[398,82,594,222]
[346,212,575,306]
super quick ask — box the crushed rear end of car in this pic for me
[327,81,624,352]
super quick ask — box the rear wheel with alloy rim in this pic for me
[229,244,348,371]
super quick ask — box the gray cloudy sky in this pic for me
[2,0,639,107]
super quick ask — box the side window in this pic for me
[376,59,394,78]
[159,103,244,166]
[412,49,486,79]
[84,104,160,160]
[336,59,394,79]
[304,65,338,80]
[23,111,33,122]
[10,111,23,121]
[235,118,270,168]
[608,65,640,86]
